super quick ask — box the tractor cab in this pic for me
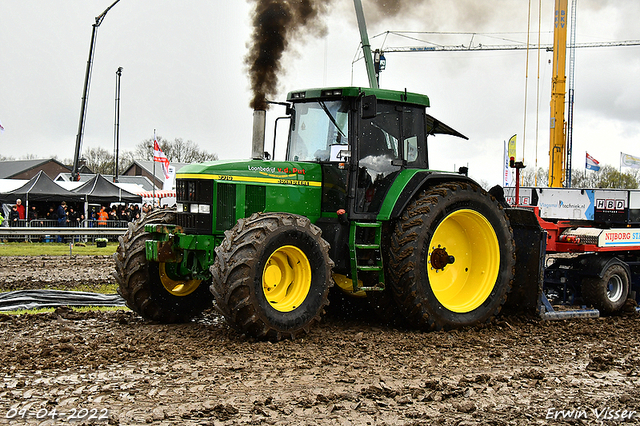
[285,87,467,220]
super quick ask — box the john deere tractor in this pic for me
[114,86,541,340]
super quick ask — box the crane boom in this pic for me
[353,0,378,89]
[71,0,121,181]
[369,39,640,53]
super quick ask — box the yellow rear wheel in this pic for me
[262,245,312,312]
[428,209,500,313]
[388,182,515,331]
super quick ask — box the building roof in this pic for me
[0,159,71,179]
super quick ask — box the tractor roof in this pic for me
[286,87,430,108]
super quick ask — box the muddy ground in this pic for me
[1,255,639,425]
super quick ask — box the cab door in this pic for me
[352,100,428,218]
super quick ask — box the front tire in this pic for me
[582,264,629,315]
[210,212,334,340]
[388,182,516,331]
[114,209,213,323]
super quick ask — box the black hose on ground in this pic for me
[0,289,125,311]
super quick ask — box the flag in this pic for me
[153,138,171,179]
[508,134,516,160]
[585,152,600,171]
[163,165,176,191]
[621,152,640,169]
[503,140,513,187]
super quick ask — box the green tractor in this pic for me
[114,86,537,340]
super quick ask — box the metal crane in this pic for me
[361,35,640,54]
[71,0,122,182]
[548,0,568,188]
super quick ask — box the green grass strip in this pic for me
[0,242,118,256]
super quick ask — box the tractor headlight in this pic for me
[190,203,199,214]
[176,203,184,212]
[198,204,210,214]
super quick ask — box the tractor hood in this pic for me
[176,159,323,185]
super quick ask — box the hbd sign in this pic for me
[595,199,626,211]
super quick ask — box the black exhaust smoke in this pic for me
[245,0,457,110]
[246,0,330,110]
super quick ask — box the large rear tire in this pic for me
[114,209,213,323]
[582,264,629,315]
[388,182,516,331]
[210,212,334,341]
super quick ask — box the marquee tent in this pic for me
[0,171,84,204]
[72,174,142,204]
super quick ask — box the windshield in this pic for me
[287,100,349,162]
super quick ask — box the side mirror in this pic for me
[361,95,377,119]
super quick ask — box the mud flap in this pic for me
[502,208,545,317]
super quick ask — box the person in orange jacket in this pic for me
[97,206,109,226]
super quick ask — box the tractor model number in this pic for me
[278,179,309,186]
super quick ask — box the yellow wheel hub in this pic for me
[262,245,311,312]
[159,262,202,296]
[428,209,500,313]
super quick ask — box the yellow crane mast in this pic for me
[548,0,568,187]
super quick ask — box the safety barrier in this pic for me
[0,226,127,242]
[80,219,130,228]
[4,219,131,228]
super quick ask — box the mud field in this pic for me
[1,255,640,425]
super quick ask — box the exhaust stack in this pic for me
[251,110,266,160]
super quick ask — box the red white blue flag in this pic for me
[585,152,600,171]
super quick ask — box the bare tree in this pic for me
[595,165,638,189]
[82,147,114,174]
[134,137,218,163]
[520,167,547,187]
[518,165,639,189]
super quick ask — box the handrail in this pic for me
[0,227,127,237]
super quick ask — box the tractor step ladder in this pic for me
[349,221,385,292]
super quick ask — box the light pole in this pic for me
[113,66,123,182]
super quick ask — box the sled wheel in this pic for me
[210,212,334,341]
[582,264,629,315]
[114,209,212,323]
[388,182,516,331]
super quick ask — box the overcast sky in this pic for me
[1,0,639,187]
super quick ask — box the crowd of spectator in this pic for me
[1,201,165,228]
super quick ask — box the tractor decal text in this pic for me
[176,173,321,187]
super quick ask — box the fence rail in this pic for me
[0,227,127,239]
[6,219,131,228]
